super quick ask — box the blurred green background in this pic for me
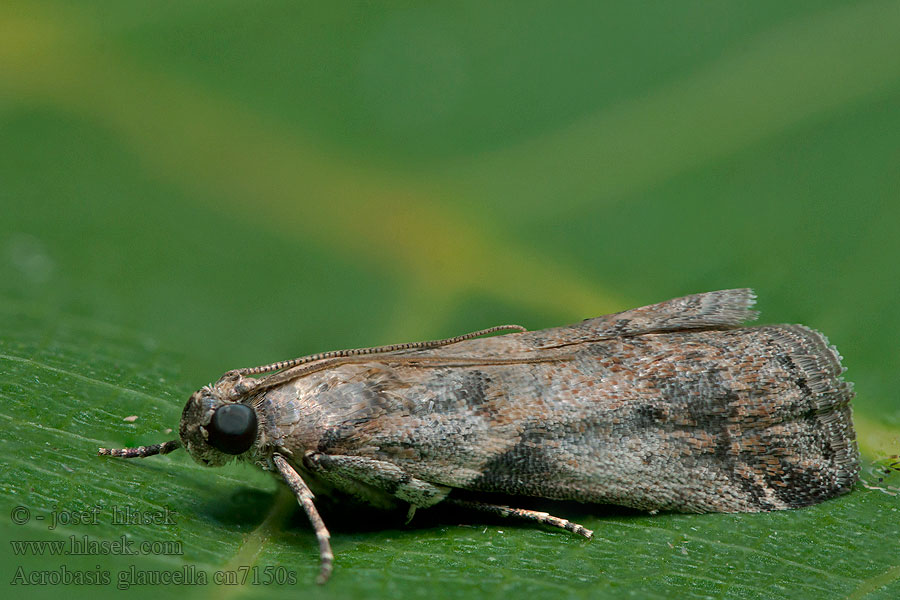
[1,1,899,598]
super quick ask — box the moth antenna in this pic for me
[235,324,527,376]
[98,439,182,458]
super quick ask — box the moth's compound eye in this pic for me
[207,403,258,455]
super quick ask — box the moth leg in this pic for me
[272,454,333,584]
[446,498,593,539]
[304,453,450,510]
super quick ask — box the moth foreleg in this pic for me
[272,454,333,584]
[304,453,450,511]
[446,498,594,539]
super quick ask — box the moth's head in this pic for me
[179,385,260,467]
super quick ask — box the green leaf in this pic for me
[2,310,899,599]
[2,1,899,599]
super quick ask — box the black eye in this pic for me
[207,404,258,455]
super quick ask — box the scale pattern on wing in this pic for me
[257,289,856,514]
[281,324,856,513]
[384,288,759,361]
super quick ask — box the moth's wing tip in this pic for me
[693,288,759,325]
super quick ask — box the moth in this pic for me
[99,289,858,583]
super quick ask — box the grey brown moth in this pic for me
[99,289,858,583]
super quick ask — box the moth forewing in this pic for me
[99,288,858,583]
